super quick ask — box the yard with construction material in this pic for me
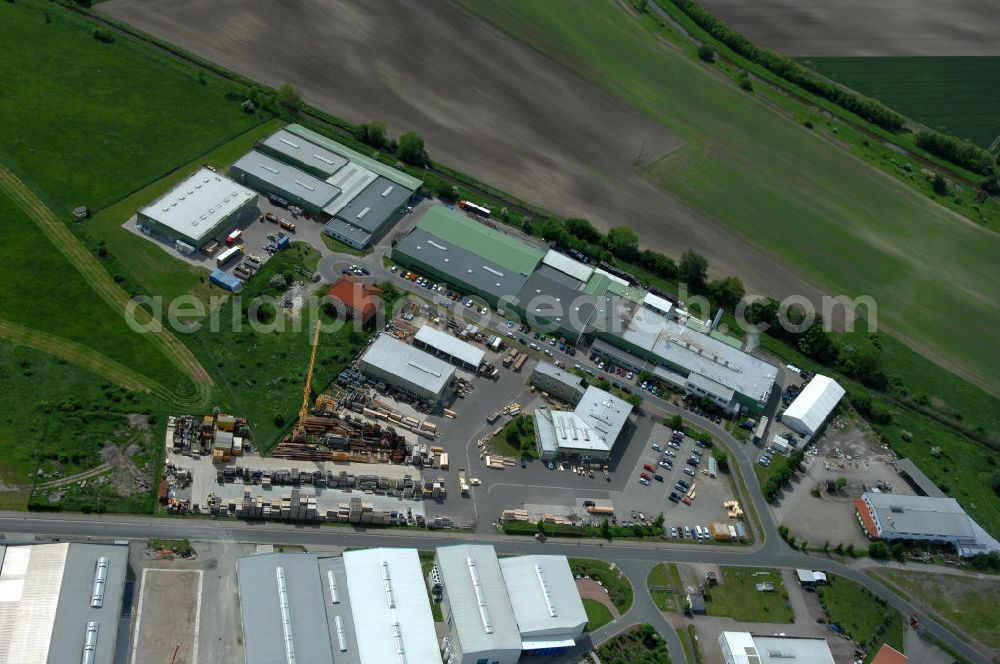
[0,0,266,217]
[460,0,1000,398]
[133,569,203,664]
[703,567,793,622]
[801,57,1000,148]
[874,568,1000,654]
[817,574,903,656]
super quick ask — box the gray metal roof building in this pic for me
[413,325,485,371]
[0,542,128,664]
[392,228,530,306]
[532,385,632,460]
[436,545,521,664]
[335,176,411,233]
[137,168,258,247]
[342,548,440,664]
[230,150,341,216]
[530,361,586,405]
[260,128,349,178]
[860,491,1000,556]
[237,553,337,664]
[513,265,598,342]
[358,334,456,404]
[498,555,586,653]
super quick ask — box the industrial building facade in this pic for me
[532,385,633,460]
[137,168,258,250]
[413,325,484,371]
[530,362,586,405]
[856,492,1000,557]
[0,542,128,664]
[357,334,457,405]
[392,207,778,414]
[229,125,420,248]
[780,374,845,437]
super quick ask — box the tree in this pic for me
[273,414,286,428]
[836,476,847,490]
[932,173,948,195]
[868,541,889,559]
[679,250,709,290]
[697,44,715,62]
[639,250,678,279]
[992,470,1000,498]
[536,519,547,535]
[605,226,639,262]
[708,275,745,310]
[276,82,303,113]
[564,218,601,243]
[666,414,684,431]
[846,543,856,558]
[891,542,906,562]
[600,517,611,539]
[355,120,387,148]
[738,71,754,92]
[397,131,429,166]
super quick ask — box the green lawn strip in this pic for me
[83,118,284,306]
[461,0,1000,397]
[705,567,793,622]
[648,563,680,611]
[595,624,670,664]
[0,339,170,511]
[0,0,265,217]
[184,243,368,450]
[0,188,191,388]
[570,558,633,614]
[800,57,1000,150]
[817,574,902,654]
[872,568,1000,650]
[583,598,614,631]
[418,551,444,622]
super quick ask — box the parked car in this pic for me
[651,442,661,451]
[640,472,650,480]
[653,474,664,482]
[659,460,672,469]
[683,467,696,477]
[638,478,650,486]
[643,464,655,472]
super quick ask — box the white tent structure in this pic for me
[781,374,845,436]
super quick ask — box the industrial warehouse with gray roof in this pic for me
[0,542,128,664]
[357,334,457,404]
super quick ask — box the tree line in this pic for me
[666,0,905,132]
[916,130,996,176]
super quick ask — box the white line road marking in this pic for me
[130,568,204,664]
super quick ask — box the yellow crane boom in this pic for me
[294,321,322,440]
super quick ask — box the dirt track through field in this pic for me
[98,0,828,308]
[0,165,212,405]
[697,0,1000,56]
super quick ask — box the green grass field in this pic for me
[705,567,793,622]
[0,339,170,510]
[648,563,683,611]
[0,191,192,394]
[595,624,670,664]
[0,0,265,217]
[582,598,614,631]
[818,575,902,653]
[874,568,999,650]
[569,558,634,614]
[462,0,1000,398]
[801,57,1000,149]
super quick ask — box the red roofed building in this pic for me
[327,276,382,324]
[855,497,880,539]
[871,644,907,664]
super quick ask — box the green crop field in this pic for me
[801,57,1000,149]
[0,0,265,217]
[462,0,1000,399]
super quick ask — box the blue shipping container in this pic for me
[210,269,243,292]
[277,234,290,250]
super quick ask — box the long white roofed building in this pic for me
[498,555,587,656]
[781,374,845,437]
